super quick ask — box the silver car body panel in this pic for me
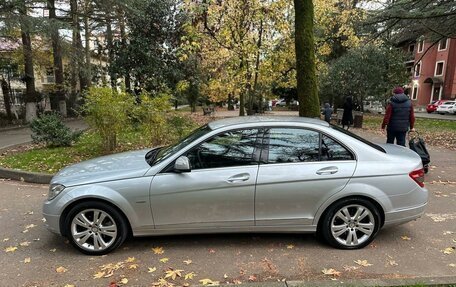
[43,116,428,238]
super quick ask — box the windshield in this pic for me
[330,125,385,153]
[149,125,212,166]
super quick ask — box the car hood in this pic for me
[51,149,151,187]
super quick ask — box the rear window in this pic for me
[330,125,385,153]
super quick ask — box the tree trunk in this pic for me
[83,4,91,88]
[48,0,67,117]
[69,0,81,113]
[1,79,13,121]
[294,0,320,117]
[253,19,263,114]
[19,1,37,122]
[238,59,246,116]
[118,8,131,92]
[106,14,116,89]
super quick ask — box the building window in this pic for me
[411,85,419,100]
[438,38,448,51]
[408,44,415,53]
[435,61,444,76]
[414,62,422,77]
[417,40,425,53]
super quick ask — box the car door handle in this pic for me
[316,167,339,175]
[227,173,250,183]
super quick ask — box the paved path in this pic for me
[0,119,88,151]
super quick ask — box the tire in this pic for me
[64,201,129,255]
[320,198,381,249]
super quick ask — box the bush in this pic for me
[83,87,135,152]
[30,113,82,147]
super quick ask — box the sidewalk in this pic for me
[0,118,88,151]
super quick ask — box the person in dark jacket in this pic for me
[342,96,353,130]
[322,103,333,123]
[381,87,415,146]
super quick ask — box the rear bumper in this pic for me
[384,201,427,227]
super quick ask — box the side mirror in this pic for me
[174,156,191,173]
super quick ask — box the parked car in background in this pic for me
[436,101,456,114]
[43,117,428,255]
[426,100,446,113]
[363,101,384,114]
[276,99,299,107]
[448,105,456,115]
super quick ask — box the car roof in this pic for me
[208,116,329,130]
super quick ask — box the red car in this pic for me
[426,100,446,113]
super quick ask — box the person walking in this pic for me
[322,103,333,124]
[342,96,353,130]
[381,87,415,146]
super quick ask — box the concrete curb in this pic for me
[0,167,53,184]
[228,276,456,287]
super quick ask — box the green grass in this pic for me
[362,114,456,132]
[0,129,151,174]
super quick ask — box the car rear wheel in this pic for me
[65,201,128,255]
[321,198,380,249]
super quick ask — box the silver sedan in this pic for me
[43,117,428,255]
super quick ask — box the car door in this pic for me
[255,127,356,226]
[150,128,261,229]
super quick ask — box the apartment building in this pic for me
[404,37,456,108]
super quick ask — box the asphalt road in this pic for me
[415,112,456,121]
[1,133,456,287]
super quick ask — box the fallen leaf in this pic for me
[233,279,242,285]
[248,275,257,281]
[50,248,57,252]
[343,265,359,271]
[184,272,196,280]
[443,231,455,235]
[165,269,183,280]
[25,211,34,215]
[388,260,398,266]
[129,264,139,269]
[286,244,294,249]
[56,266,68,273]
[20,241,31,247]
[21,229,29,234]
[119,278,128,284]
[63,285,75,287]
[208,249,216,254]
[42,218,47,222]
[152,247,164,254]
[401,236,411,241]
[148,267,157,273]
[4,246,17,253]
[223,274,228,279]
[354,260,373,267]
[183,259,192,265]
[322,268,341,276]
[442,247,455,254]
[159,258,169,263]
[2,238,9,242]
[449,263,456,267]
[125,257,136,263]
[24,257,31,264]
[152,278,173,287]
[93,271,106,279]
[25,224,36,229]
[199,278,219,286]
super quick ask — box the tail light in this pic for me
[409,168,425,188]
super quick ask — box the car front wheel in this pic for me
[64,201,129,255]
[321,198,380,249]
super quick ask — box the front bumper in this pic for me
[42,212,61,235]
[384,201,428,227]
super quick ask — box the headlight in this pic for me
[48,184,65,200]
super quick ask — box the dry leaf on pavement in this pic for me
[442,247,455,254]
[184,272,196,280]
[24,257,31,264]
[148,267,157,273]
[56,266,68,273]
[152,247,164,254]
[20,241,31,247]
[4,246,17,253]
[119,278,128,284]
[183,259,192,265]
[93,271,105,279]
[159,258,169,263]
[128,264,139,269]
[401,236,411,241]
[322,268,341,276]
[199,278,219,286]
[125,257,136,263]
[354,260,373,267]
[286,244,294,249]
[165,268,183,280]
